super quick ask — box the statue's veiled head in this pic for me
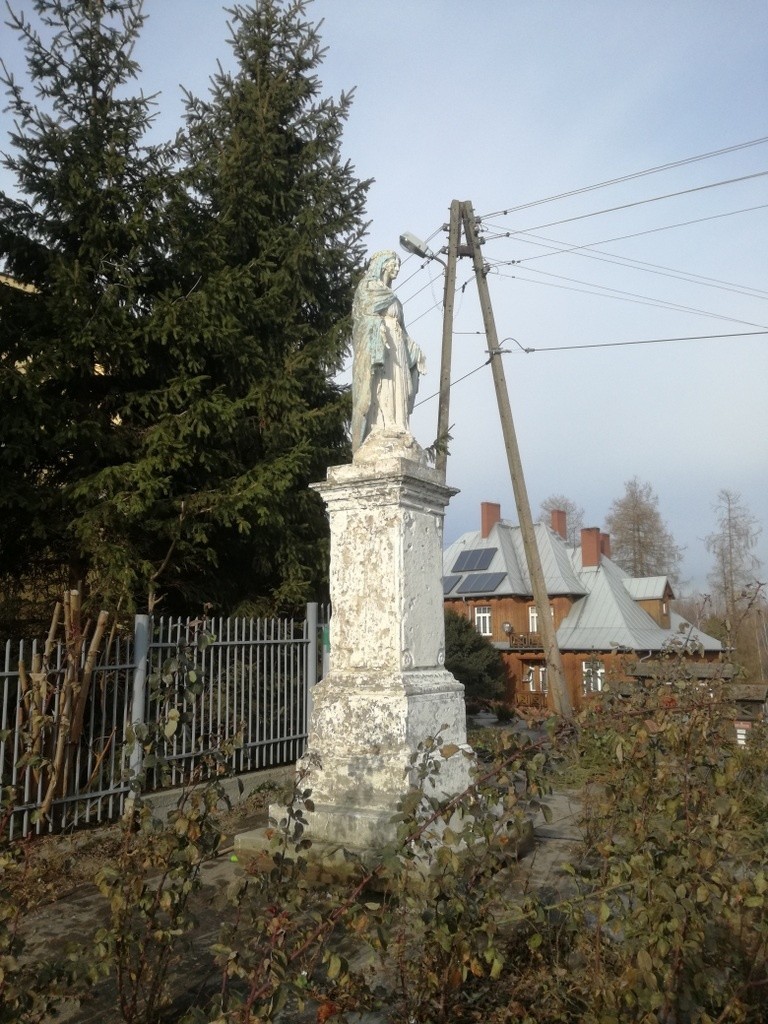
[367,249,400,284]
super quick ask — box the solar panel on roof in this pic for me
[452,547,497,572]
[457,571,506,594]
[442,575,461,595]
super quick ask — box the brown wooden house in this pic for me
[443,502,725,713]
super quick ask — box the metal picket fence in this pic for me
[0,604,319,838]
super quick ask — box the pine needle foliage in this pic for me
[0,0,178,596]
[444,609,505,703]
[0,0,370,621]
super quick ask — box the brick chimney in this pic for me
[600,532,612,559]
[581,527,602,568]
[481,501,501,539]
[550,508,567,540]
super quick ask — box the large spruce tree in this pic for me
[0,0,179,625]
[1,0,369,622]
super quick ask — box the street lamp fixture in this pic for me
[399,232,433,260]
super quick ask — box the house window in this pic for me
[735,721,751,746]
[474,605,492,636]
[582,659,605,694]
[527,604,553,632]
[524,665,548,693]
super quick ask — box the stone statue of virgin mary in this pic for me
[350,250,426,454]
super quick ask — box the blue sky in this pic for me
[2,1,767,592]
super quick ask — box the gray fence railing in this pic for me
[0,604,318,839]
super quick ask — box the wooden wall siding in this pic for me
[501,648,637,712]
[638,598,671,628]
[446,596,720,713]
[445,594,575,645]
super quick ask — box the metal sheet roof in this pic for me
[557,557,673,651]
[442,521,587,598]
[623,576,674,601]
[667,612,723,653]
[443,518,722,654]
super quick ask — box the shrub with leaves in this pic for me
[179,727,555,1024]
[444,609,505,705]
[546,668,768,1023]
[0,788,83,1022]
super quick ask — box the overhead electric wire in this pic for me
[398,243,767,340]
[392,156,768,349]
[485,170,768,236]
[401,193,767,324]
[413,329,767,407]
[481,202,768,246]
[489,266,768,329]
[402,274,475,327]
[485,234,768,302]
[478,135,768,220]
[484,203,768,277]
[512,329,768,354]
[413,361,490,408]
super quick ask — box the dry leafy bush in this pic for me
[4,658,768,1024]
[539,669,768,1023]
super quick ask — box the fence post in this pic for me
[127,614,150,795]
[306,602,318,729]
[321,620,330,680]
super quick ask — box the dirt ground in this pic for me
[15,777,286,910]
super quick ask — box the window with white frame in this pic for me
[527,604,553,632]
[474,605,492,636]
[527,604,538,632]
[582,659,605,694]
[524,665,548,693]
[735,721,751,746]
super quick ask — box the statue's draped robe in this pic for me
[351,278,425,452]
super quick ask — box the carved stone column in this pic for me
[298,431,473,851]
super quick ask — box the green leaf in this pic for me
[637,949,653,973]
[327,953,342,980]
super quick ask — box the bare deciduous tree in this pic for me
[605,477,682,581]
[539,494,584,547]
[705,490,764,670]
[706,490,762,617]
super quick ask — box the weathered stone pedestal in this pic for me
[294,430,473,852]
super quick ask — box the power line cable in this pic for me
[507,329,768,354]
[489,266,768,329]
[413,360,491,408]
[479,135,768,220]
[491,203,768,279]
[405,274,476,327]
[413,329,767,406]
[487,170,768,236]
[486,235,768,301]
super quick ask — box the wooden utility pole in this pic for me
[460,202,574,720]
[435,200,461,476]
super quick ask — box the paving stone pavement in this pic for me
[25,791,583,1024]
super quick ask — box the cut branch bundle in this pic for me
[16,590,111,824]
